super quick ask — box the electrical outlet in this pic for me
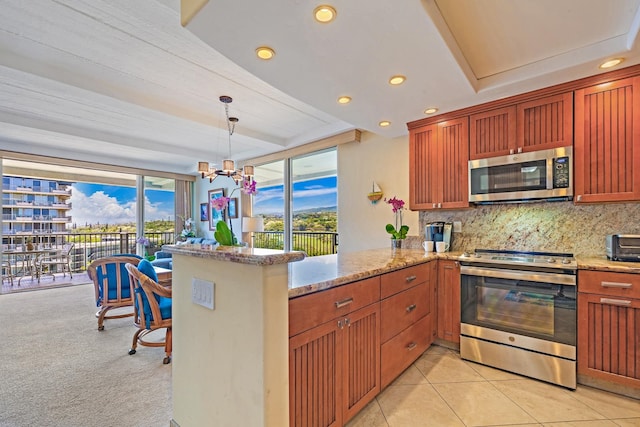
[453,221,462,233]
[192,278,214,310]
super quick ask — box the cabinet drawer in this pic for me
[381,282,430,342]
[381,263,431,299]
[289,276,381,337]
[381,314,431,388]
[579,270,640,299]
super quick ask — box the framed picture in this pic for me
[208,188,225,230]
[200,203,209,221]
[228,198,238,219]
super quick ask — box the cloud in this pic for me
[293,186,336,199]
[69,187,173,226]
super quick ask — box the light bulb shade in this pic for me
[222,159,235,173]
[243,165,254,177]
[198,162,210,173]
[242,216,264,233]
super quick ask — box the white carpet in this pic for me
[0,284,172,427]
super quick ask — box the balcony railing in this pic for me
[1,230,338,274]
[2,231,175,273]
[254,231,338,256]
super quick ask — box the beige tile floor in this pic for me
[346,346,640,427]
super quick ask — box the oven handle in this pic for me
[460,265,576,286]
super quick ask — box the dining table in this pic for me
[3,247,63,285]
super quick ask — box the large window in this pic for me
[253,148,337,255]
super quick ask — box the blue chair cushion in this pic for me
[137,259,158,283]
[96,262,133,305]
[135,259,170,329]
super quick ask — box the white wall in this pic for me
[194,176,243,240]
[338,131,418,253]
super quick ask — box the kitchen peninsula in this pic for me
[166,244,305,427]
[167,243,459,427]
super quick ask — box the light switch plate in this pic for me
[453,221,462,233]
[192,278,214,310]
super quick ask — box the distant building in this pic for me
[2,175,73,239]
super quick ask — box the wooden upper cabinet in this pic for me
[409,118,469,210]
[517,92,573,152]
[469,106,516,159]
[469,93,573,160]
[574,76,640,203]
[439,118,470,209]
[409,124,438,210]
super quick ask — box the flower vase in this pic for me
[391,239,402,250]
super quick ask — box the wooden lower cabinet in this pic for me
[289,262,439,426]
[289,302,380,427]
[379,262,435,389]
[577,270,640,391]
[381,313,432,388]
[437,260,461,343]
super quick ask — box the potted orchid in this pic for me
[384,196,408,247]
[210,178,258,246]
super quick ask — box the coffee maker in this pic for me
[425,222,453,251]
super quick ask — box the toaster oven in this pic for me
[606,234,640,262]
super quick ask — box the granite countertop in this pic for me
[576,255,640,274]
[164,244,306,266]
[288,248,461,298]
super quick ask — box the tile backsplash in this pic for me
[418,201,640,256]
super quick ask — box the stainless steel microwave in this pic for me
[468,146,573,203]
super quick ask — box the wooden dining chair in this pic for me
[87,255,141,331]
[125,261,172,364]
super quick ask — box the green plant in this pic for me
[385,223,408,240]
[214,220,239,246]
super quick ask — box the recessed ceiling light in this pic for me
[337,96,351,104]
[424,107,438,114]
[379,121,391,127]
[389,75,406,85]
[314,5,337,23]
[599,58,623,69]
[255,46,275,60]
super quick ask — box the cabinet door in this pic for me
[342,303,380,423]
[409,124,439,210]
[577,293,640,389]
[437,260,461,343]
[469,106,516,159]
[438,117,470,209]
[574,76,640,203]
[516,92,573,152]
[290,320,342,427]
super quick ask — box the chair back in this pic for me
[88,255,141,307]
[125,263,172,330]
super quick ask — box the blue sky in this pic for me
[68,176,335,225]
[254,176,337,214]
[69,183,174,226]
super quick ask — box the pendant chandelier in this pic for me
[197,95,255,184]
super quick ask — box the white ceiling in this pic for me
[1,0,640,176]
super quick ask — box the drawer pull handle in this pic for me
[601,281,632,289]
[335,298,353,309]
[600,297,632,306]
[406,342,417,351]
[406,304,417,313]
[405,275,417,283]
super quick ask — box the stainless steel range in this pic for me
[459,249,577,389]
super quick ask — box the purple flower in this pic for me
[242,179,257,195]
[136,236,150,246]
[385,197,405,213]
[211,196,230,211]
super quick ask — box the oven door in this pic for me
[460,265,576,347]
